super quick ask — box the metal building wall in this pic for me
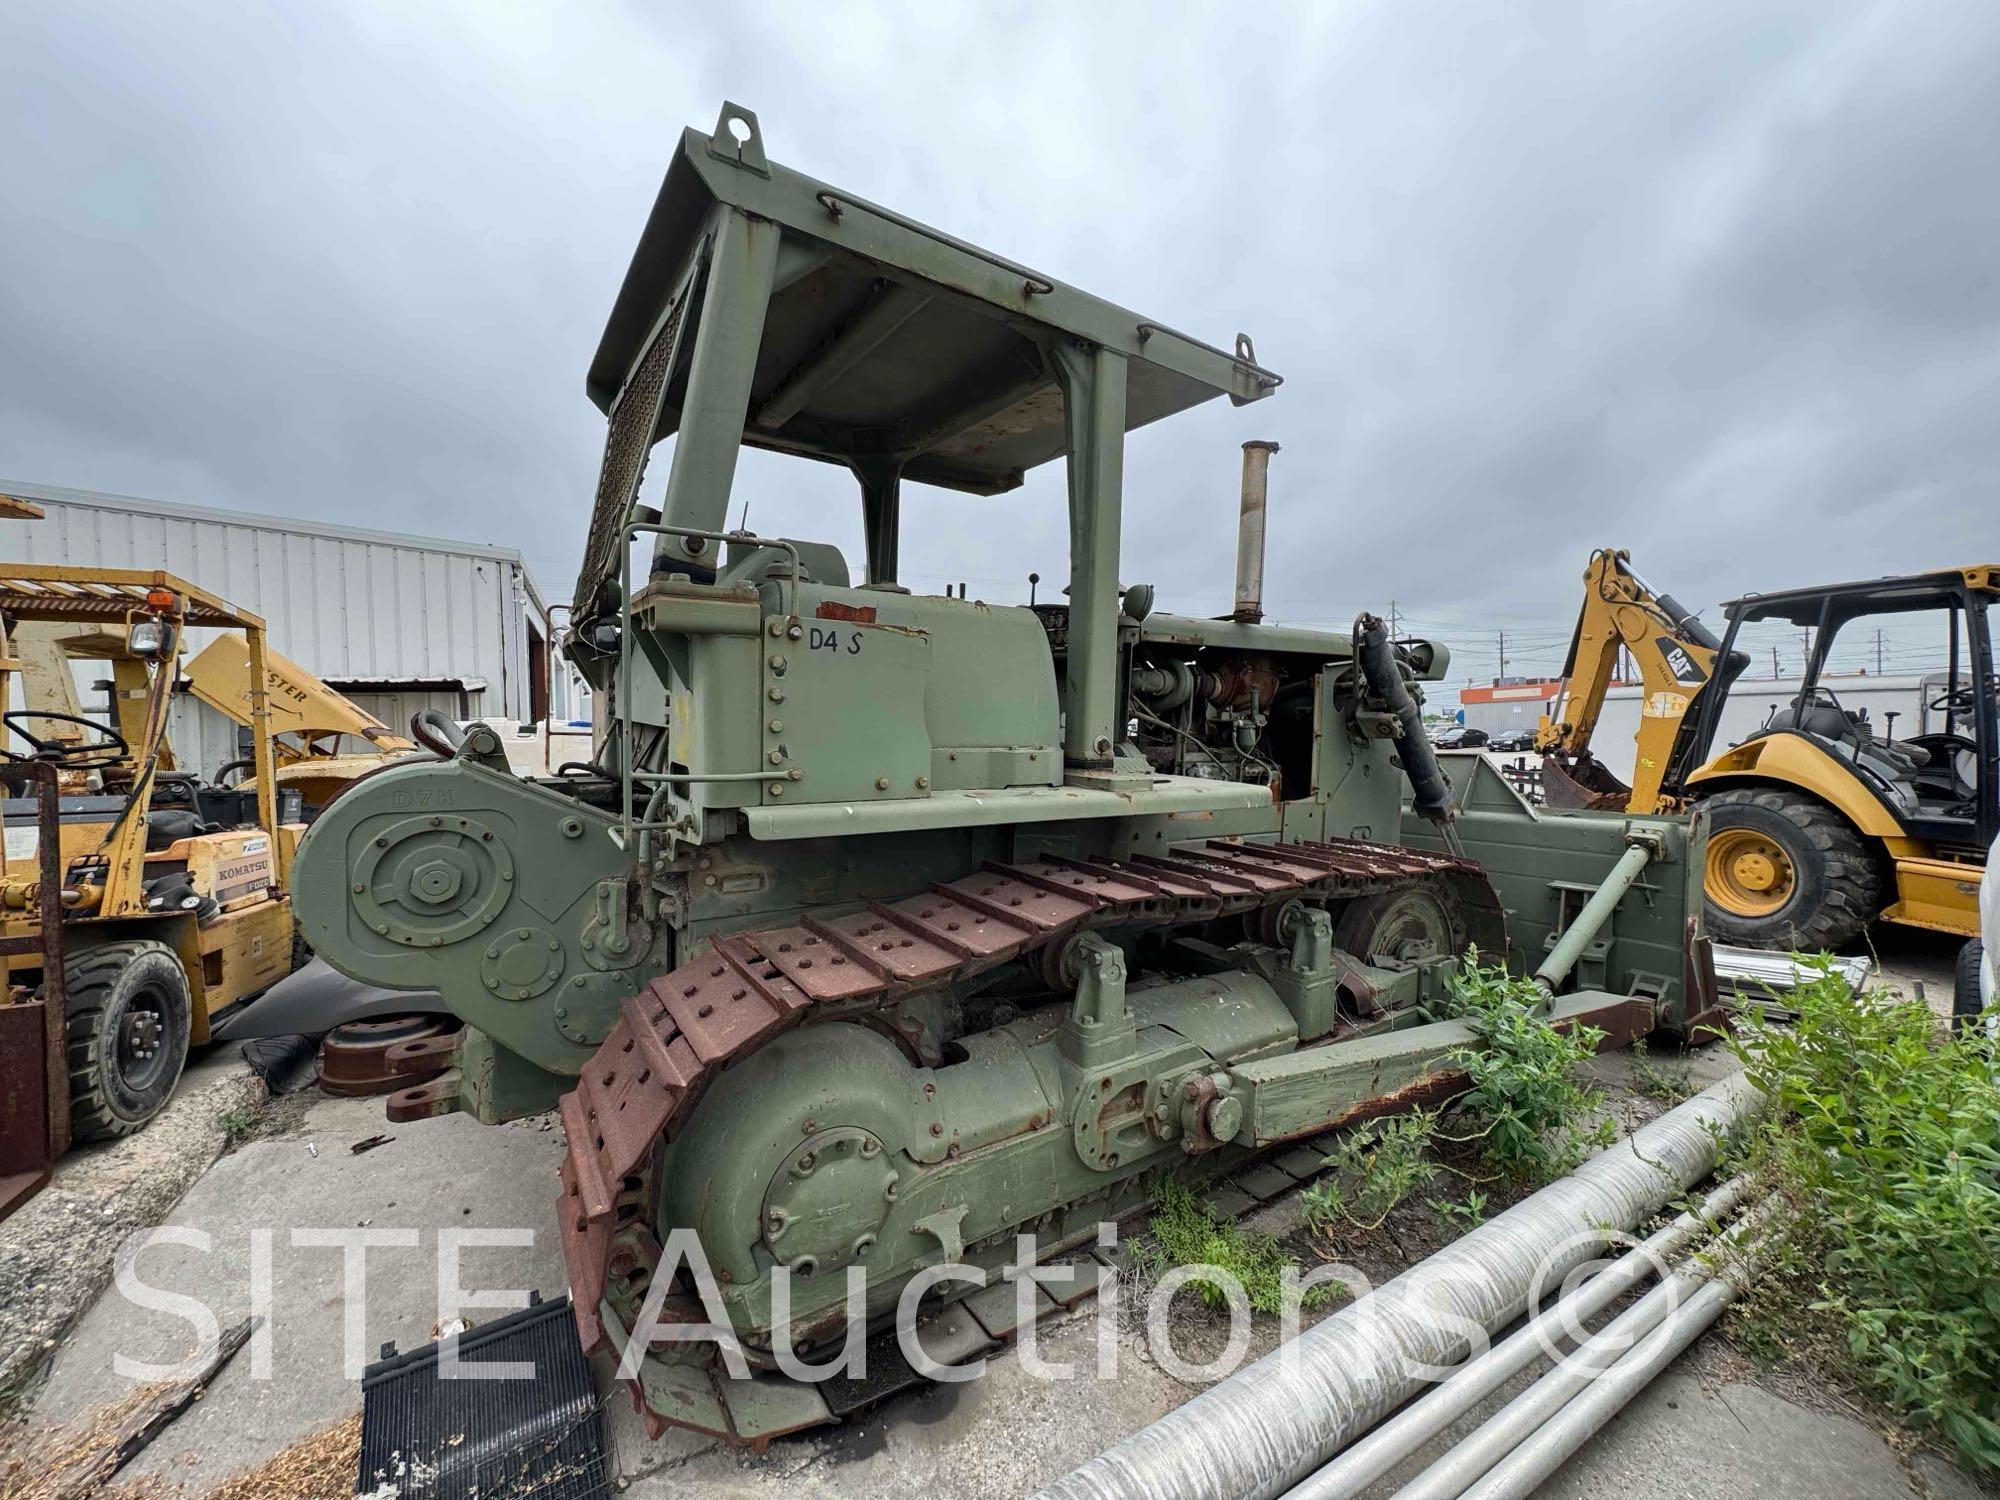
[1457,683,1560,739]
[1461,696,1552,738]
[0,480,551,726]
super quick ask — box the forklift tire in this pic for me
[1954,939,1987,1036]
[64,940,194,1142]
[1699,787,1882,952]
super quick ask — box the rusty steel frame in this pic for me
[0,760,70,1222]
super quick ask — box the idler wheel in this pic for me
[317,1014,460,1097]
[1332,880,1465,964]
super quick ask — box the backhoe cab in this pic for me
[1541,552,1995,950]
[1687,568,1995,948]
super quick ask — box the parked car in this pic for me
[1435,726,1489,749]
[1489,729,1538,752]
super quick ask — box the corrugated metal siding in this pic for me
[0,481,547,721]
[168,698,246,779]
[342,686,484,729]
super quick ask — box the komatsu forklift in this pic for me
[0,568,301,1217]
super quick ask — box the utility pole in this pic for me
[1497,629,1508,681]
[1387,599,1400,640]
[1874,628,1884,675]
[1771,646,1781,679]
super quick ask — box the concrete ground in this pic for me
[25,1094,568,1493]
[7,925,1986,1498]
[0,1044,261,1405]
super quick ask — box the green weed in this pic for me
[1428,1189,1489,1230]
[1628,1038,1696,1104]
[1730,957,2000,1471]
[216,1105,259,1147]
[1301,1110,1437,1233]
[1432,957,1615,1183]
[1143,1179,1339,1317]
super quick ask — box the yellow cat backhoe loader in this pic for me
[1538,550,1995,950]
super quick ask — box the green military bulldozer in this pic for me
[292,104,1722,1445]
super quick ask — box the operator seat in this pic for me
[1780,691,1929,771]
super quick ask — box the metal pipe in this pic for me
[1456,1244,1761,1500]
[1532,835,1656,993]
[1388,1199,1772,1500]
[1283,1173,1752,1500]
[1029,1071,1761,1500]
[1233,440,1278,623]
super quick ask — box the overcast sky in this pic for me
[3,1,1995,684]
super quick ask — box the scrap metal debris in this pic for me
[359,1291,608,1499]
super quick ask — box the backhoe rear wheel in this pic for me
[1955,940,1988,1037]
[1699,787,1881,952]
[64,939,193,1142]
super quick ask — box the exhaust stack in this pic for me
[1233,440,1279,623]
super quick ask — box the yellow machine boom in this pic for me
[1536,549,1736,814]
[182,633,415,763]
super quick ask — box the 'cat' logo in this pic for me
[1655,639,1709,686]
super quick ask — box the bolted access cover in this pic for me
[761,1127,897,1277]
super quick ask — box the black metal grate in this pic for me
[357,1291,610,1499]
[569,253,702,621]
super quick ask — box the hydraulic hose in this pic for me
[1353,613,1457,832]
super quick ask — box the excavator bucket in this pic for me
[1541,752,1633,812]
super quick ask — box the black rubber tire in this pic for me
[1699,787,1883,952]
[64,939,194,1142]
[1954,939,1987,1036]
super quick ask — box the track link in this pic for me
[556,835,1489,1354]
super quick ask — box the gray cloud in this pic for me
[3,0,1995,684]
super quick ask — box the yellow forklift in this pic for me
[0,567,302,1173]
[179,631,417,807]
[1539,550,1995,950]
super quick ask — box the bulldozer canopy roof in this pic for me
[588,105,1278,496]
